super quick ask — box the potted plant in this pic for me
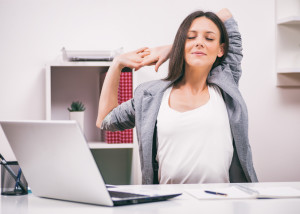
[68,101,86,131]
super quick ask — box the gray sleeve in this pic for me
[100,98,135,132]
[222,17,243,85]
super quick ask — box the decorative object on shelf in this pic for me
[61,47,123,62]
[68,101,86,131]
[105,70,133,144]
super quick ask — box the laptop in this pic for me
[0,120,181,206]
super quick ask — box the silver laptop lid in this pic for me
[0,120,113,206]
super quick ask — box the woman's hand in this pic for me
[114,47,150,70]
[217,8,233,22]
[140,45,172,72]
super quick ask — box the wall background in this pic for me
[0,0,299,182]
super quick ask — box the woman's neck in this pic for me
[176,65,210,94]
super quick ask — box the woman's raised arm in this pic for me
[218,8,244,84]
[96,47,149,128]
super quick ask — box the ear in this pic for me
[217,43,225,58]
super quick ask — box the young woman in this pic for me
[96,8,258,184]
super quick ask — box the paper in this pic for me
[185,186,300,200]
[186,186,252,200]
[254,187,300,199]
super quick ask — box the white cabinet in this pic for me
[276,0,300,86]
[45,61,141,185]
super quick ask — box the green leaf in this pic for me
[67,101,86,111]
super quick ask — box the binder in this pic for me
[105,71,133,144]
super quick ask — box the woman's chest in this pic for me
[168,88,210,113]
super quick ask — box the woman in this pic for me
[96,8,258,184]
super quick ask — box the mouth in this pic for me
[191,51,206,56]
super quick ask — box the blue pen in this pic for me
[204,190,228,196]
[14,168,22,192]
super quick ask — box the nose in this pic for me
[195,36,205,48]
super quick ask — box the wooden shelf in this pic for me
[88,142,134,149]
[277,16,300,25]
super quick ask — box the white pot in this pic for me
[69,111,84,131]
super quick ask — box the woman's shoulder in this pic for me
[134,79,171,96]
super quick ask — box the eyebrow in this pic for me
[188,30,216,34]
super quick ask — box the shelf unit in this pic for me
[45,61,140,185]
[275,0,300,86]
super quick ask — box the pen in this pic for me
[204,190,228,196]
[0,153,27,193]
[14,168,22,192]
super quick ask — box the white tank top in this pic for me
[156,85,233,184]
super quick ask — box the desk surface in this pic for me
[1,182,300,214]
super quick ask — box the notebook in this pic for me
[185,184,300,200]
[0,120,181,206]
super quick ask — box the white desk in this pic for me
[1,182,300,214]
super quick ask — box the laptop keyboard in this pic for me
[108,191,147,199]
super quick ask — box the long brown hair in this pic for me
[165,11,229,85]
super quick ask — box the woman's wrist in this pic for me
[112,56,125,71]
[217,8,232,22]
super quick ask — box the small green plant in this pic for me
[68,101,86,112]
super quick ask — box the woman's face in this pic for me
[184,17,224,70]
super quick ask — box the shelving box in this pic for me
[46,62,110,142]
[45,61,139,185]
[275,0,300,86]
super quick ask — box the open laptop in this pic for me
[0,120,181,206]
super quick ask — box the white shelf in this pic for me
[275,0,300,86]
[88,142,134,149]
[277,67,300,73]
[277,16,300,25]
[49,61,112,67]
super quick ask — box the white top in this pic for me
[156,85,233,184]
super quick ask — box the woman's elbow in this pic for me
[96,119,103,129]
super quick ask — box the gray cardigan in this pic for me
[101,18,258,184]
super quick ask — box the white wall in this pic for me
[0,0,299,182]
